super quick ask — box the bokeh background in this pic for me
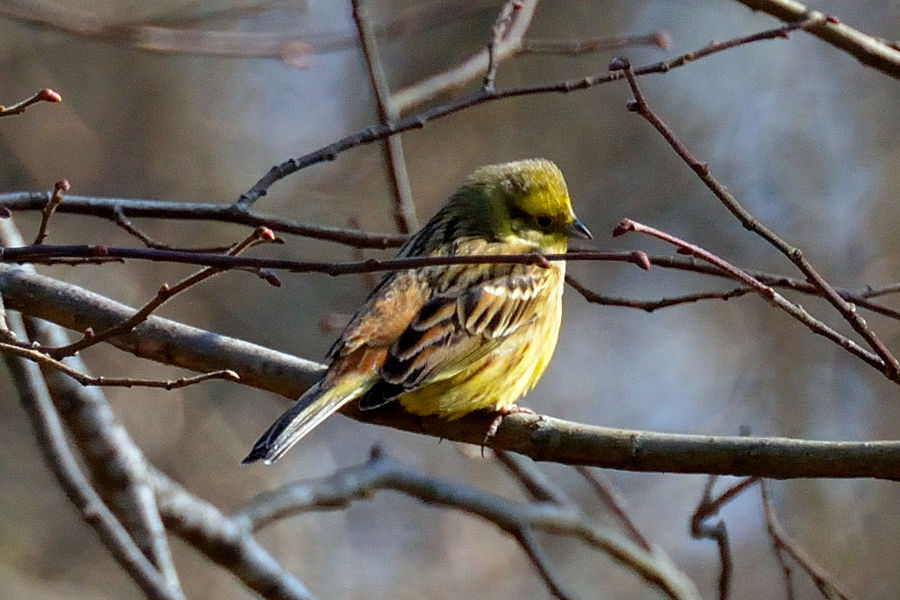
[1,1,899,598]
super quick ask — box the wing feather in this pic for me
[375,263,551,398]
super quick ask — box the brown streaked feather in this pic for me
[375,262,552,396]
[328,269,430,359]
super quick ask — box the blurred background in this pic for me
[1,1,898,598]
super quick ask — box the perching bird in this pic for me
[243,158,591,464]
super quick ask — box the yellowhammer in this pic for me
[244,158,591,464]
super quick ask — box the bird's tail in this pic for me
[242,378,366,464]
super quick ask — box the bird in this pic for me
[243,158,591,464]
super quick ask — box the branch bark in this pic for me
[3,263,898,480]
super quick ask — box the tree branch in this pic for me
[732,0,900,78]
[3,262,899,480]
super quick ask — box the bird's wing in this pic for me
[358,262,553,409]
[328,269,431,362]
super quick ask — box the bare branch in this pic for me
[613,218,886,374]
[690,477,759,600]
[731,0,900,78]
[0,87,61,117]
[352,0,418,233]
[0,341,239,389]
[32,180,69,245]
[615,57,900,380]
[238,448,701,600]
[5,263,900,479]
[0,192,406,249]
[760,480,857,600]
[152,470,315,600]
[1,309,182,600]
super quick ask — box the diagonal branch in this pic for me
[615,57,900,380]
[237,15,812,208]
[731,0,900,78]
[1,309,182,600]
[238,448,700,600]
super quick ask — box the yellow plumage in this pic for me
[244,158,591,464]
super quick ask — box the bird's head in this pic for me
[453,159,592,251]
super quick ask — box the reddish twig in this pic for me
[0,88,61,117]
[613,57,900,380]
[690,476,759,600]
[613,218,886,374]
[33,180,70,245]
[46,227,279,359]
[759,480,856,600]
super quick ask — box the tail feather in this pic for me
[243,380,364,464]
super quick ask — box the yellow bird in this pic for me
[244,159,591,464]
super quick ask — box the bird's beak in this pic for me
[566,217,593,240]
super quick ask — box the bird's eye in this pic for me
[535,216,552,229]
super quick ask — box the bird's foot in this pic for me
[482,404,534,445]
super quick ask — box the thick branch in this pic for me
[152,470,314,600]
[733,0,900,78]
[345,404,900,480]
[2,311,181,600]
[3,263,899,479]
[0,264,323,398]
[238,450,700,600]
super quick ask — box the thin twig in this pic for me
[690,477,759,600]
[111,206,233,252]
[515,527,576,600]
[6,192,900,317]
[352,0,418,233]
[0,342,238,388]
[614,56,900,380]
[483,0,520,91]
[0,88,61,117]
[0,192,406,249]
[33,180,69,245]
[759,480,857,600]
[566,274,755,312]
[576,466,652,552]
[1,310,182,600]
[613,218,886,374]
[46,226,278,359]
